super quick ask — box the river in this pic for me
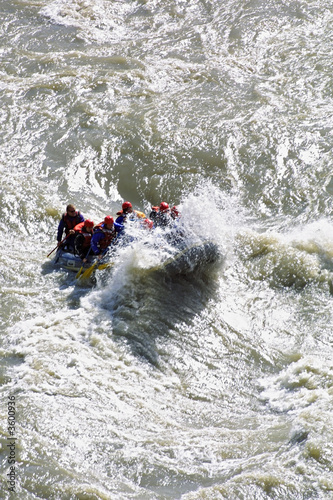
[1,0,333,498]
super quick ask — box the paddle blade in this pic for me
[97,262,114,271]
[75,266,83,279]
[78,261,98,281]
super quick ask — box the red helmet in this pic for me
[104,216,114,225]
[143,218,154,229]
[84,219,94,228]
[159,202,169,212]
[122,201,132,212]
[171,206,179,217]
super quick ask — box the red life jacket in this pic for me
[73,222,92,249]
[62,211,82,234]
[94,222,116,250]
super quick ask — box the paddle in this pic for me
[78,247,113,282]
[77,259,99,282]
[75,265,84,279]
[97,262,114,271]
[75,248,92,279]
[47,235,69,258]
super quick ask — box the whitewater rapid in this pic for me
[1,0,333,498]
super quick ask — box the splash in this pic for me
[84,183,241,301]
[78,184,239,364]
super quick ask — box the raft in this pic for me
[54,240,220,276]
[54,249,95,272]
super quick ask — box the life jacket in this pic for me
[62,211,82,234]
[149,206,172,227]
[73,222,92,249]
[135,210,146,219]
[149,206,159,224]
[94,222,116,250]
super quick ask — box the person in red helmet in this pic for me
[91,216,117,258]
[104,215,114,225]
[121,201,133,213]
[116,201,146,219]
[159,202,169,212]
[170,205,180,219]
[114,201,146,234]
[149,205,159,226]
[73,219,95,262]
[149,202,172,227]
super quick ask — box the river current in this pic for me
[1,1,333,499]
